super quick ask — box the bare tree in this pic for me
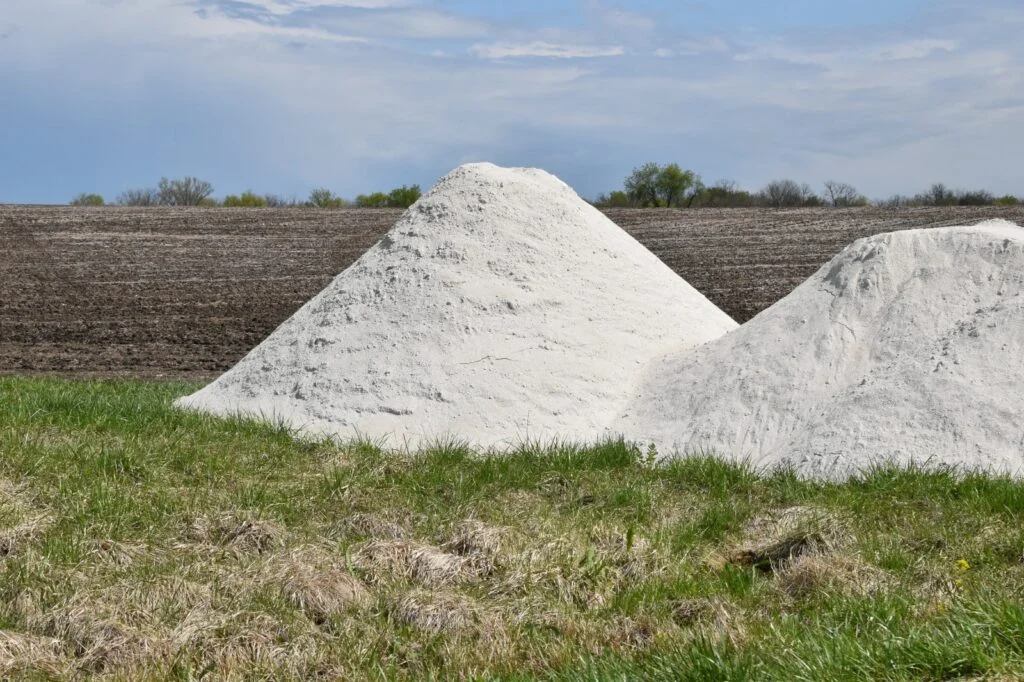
[116,188,159,206]
[759,179,816,208]
[157,176,215,206]
[823,180,861,207]
[263,193,300,208]
[876,194,911,209]
[928,183,956,206]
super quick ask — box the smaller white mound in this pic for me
[615,220,1024,480]
[176,163,737,448]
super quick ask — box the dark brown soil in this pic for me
[2,205,1021,378]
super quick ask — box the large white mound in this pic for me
[615,220,1024,480]
[176,163,737,448]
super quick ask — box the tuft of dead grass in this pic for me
[671,597,716,626]
[776,554,891,599]
[727,505,849,571]
[265,546,372,621]
[90,539,147,566]
[605,615,660,651]
[392,589,481,635]
[41,602,156,672]
[186,511,285,555]
[0,630,67,677]
[342,511,408,540]
[0,479,53,558]
[193,611,324,678]
[28,576,215,673]
[442,519,506,573]
[357,539,470,586]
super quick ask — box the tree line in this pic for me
[69,169,1021,209]
[69,177,422,209]
[594,163,1021,209]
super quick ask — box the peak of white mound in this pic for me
[176,163,737,448]
[615,220,1024,480]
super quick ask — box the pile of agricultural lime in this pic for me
[175,163,736,448]
[615,220,1024,479]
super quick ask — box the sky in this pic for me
[1,0,1022,204]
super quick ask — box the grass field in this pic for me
[3,377,1024,679]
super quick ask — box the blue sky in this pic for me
[1,0,1021,204]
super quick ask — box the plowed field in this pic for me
[2,205,1021,377]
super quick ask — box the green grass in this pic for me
[2,376,1024,680]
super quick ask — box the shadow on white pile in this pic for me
[175,163,737,449]
[615,220,1024,480]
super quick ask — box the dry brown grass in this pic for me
[0,630,66,677]
[41,600,155,672]
[186,511,286,555]
[727,505,850,571]
[392,589,483,635]
[357,539,471,587]
[266,546,372,621]
[443,518,507,573]
[0,478,53,558]
[342,511,409,540]
[776,554,891,599]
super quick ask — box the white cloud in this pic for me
[595,8,655,33]
[244,0,411,12]
[736,37,959,66]
[470,41,624,60]
[315,9,489,39]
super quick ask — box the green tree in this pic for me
[996,195,1020,206]
[307,188,346,208]
[624,163,661,207]
[386,185,422,208]
[70,193,104,206]
[691,180,756,208]
[622,163,663,205]
[594,190,631,208]
[223,190,269,208]
[354,192,389,208]
[683,176,706,207]
[655,164,697,207]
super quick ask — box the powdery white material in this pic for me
[615,220,1024,480]
[175,163,737,448]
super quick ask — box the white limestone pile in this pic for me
[615,220,1024,480]
[175,163,737,448]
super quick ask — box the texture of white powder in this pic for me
[614,220,1024,479]
[175,163,737,448]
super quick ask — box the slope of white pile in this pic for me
[175,163,737,448]
[614,220,1024,480]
